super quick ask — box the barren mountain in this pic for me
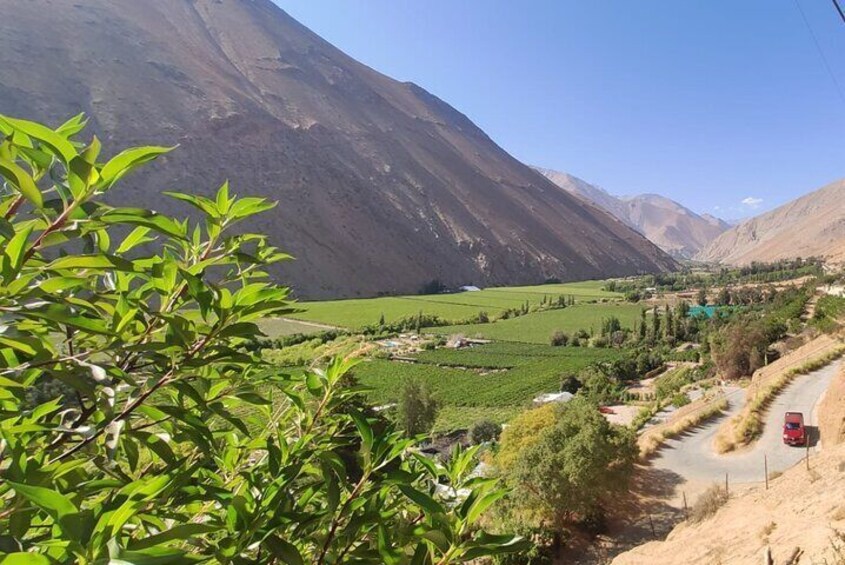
[536,168,728,259]
[698,179,845,265]
[0,0,674,298]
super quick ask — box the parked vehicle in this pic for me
[783,412,806,446]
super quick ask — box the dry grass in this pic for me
[715,345,845,454]
[759,521,777,540]
[638,397,729,459]
[690,484,729,523]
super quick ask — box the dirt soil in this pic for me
[819,364,845,447]
[603,405,641,427]
[612,442,845,565]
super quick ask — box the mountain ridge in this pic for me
[0,0,676,298]
[535,167,729,259]
[697,178,845,265]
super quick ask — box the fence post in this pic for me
[649,514,656,539]
[764,454,768,490]
[682,491,688,520]
[725,472,729,497]
[806,440,810,470]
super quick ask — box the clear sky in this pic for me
[274,1,845,219]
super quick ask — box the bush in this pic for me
[0,115,525,562]
[550,330,569,346]
[470,420,503,444]
[690,484,728,522]
[671,392,691,408]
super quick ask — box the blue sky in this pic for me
[274,1,845,219]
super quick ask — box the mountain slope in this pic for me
[698,179,845,265]
[0,0,675,298]
[536,168,728,259]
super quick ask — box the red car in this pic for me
[782,412,806,446]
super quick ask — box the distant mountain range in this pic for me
[0,0,676,298]
[535,168,730,259]
[697,178,845,265]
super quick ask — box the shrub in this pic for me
[470,420,503,444]
[671,392,690,408]
[550,330,569,346]
[690,484,728,523]
[0,115,525,562]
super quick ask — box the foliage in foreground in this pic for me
[0,115,526,563]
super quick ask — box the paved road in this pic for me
[651,359,842,484]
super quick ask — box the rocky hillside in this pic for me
[698,179,845,266]
[536,168,729,259]
[0,0,675,298]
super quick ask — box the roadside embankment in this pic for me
[714,335,845,453]
[819,363,845,448]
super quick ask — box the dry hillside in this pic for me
[613,442,845,564]
[698,179,845,265]
[0,0,675,298]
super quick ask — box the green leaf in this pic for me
[229,197,276,220]
[128,524,221,550]
[163,192,219,218]
[116,226,154,254]
[0,115,77,163]
[0,156,42,208]
[45,254,133,272]
[99,208,186,239]
[397,485,446,516]
[9,481,78,520]
[262,536,304,565]
[0,217,14,239]
[2,224,33,279]
[421,529,451,553]
[350,410,373,452]
[305,372,323,396]
[99,146,174,189]
[466,489,507,524]
[215,181,231,215]
[56,113,88,138]
[0,553,51,565]
[38,276,89,293]
[22,304,114,335]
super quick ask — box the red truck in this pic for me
[782,412,806,446]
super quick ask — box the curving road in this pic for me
[651,359,842,484]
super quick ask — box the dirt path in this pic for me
[277,317,340,331]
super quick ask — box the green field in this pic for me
[352,342,620,430]
[423,303,644,344]
[287,280,620,329]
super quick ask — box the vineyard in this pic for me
[286,280,621,329]
[352,342,621,430]
[424,302,644,343]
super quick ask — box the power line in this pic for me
[832,0,845,25]
[793,0,845,105]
